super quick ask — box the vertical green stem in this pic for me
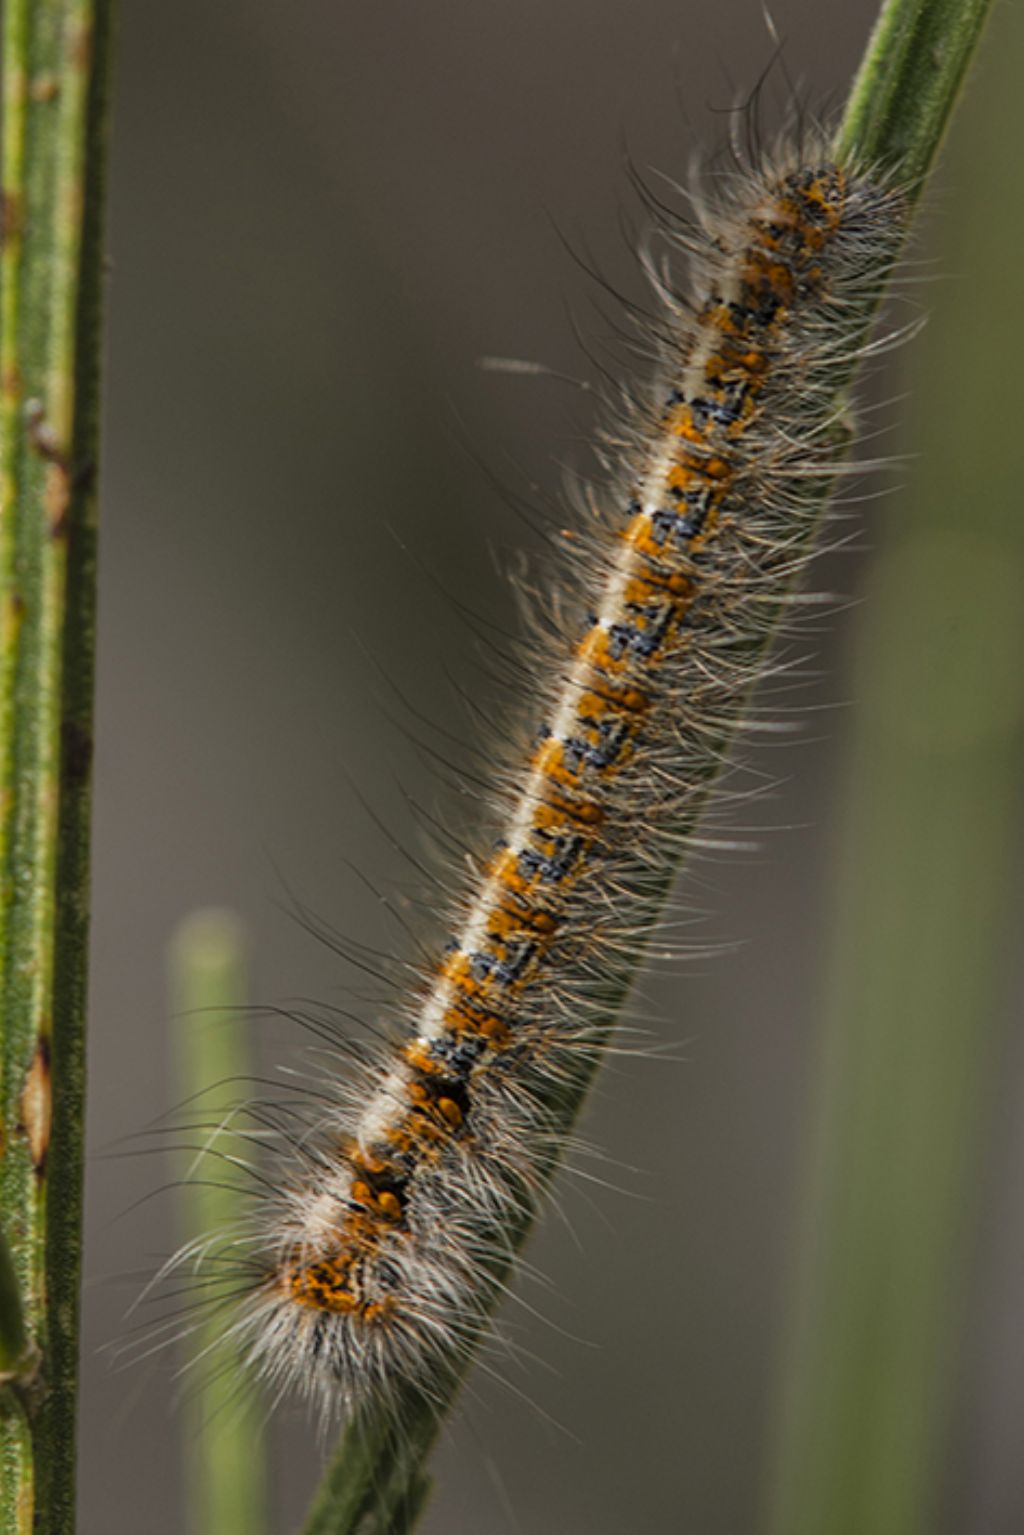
[169,910,267,1535]
[0,3,114,1531]
[837,0,994,183]
[768,5,1022,1531]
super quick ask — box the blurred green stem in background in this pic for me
[768,5,1024,1533]
[301,0,996,1530]
[169,910,267,1535]
[0,3,113,1532]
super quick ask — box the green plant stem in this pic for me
[169,910,267,1535]
[767,5,1020,1532]
[0,3,114,1531]
[837,0,993,185]
[300,0,994,1528]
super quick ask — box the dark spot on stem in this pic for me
[0,190,21,249]
[71,23,94,73]
[26,402,67,468]
[61,720,93,785]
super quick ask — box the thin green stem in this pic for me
[300,0,994,1528]
[0,3,114,1531]
[169,910,267,1535]
[837,0,993,186]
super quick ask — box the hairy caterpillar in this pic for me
[156,140,907,1424]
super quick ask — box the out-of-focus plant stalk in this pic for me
[170,909,267,1535]
[0,3,114,1531]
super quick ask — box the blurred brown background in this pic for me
[81,2,1023,1532]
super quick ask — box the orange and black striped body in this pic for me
[231,157,904,1410]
